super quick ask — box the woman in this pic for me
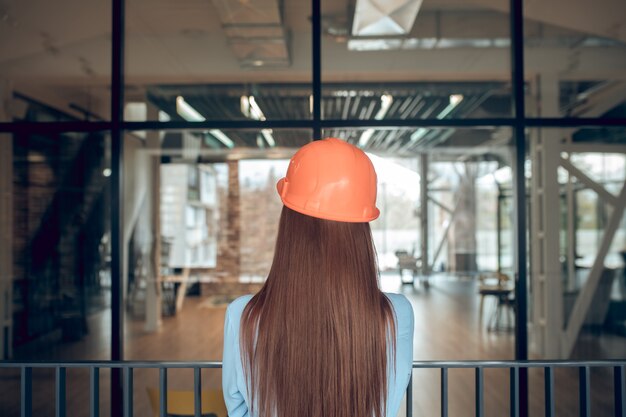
[223,138,414,417]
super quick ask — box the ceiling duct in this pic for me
[210,0,290,68]
[351,0,423,36]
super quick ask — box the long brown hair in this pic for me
[240,206,396,417]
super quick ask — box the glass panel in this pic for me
[524,3,626,118]
[0,1,112,120]
[527,127,626,363]
[123,129,311,360]
[124,0,312,121]
[1,132,111,361]
[321,0,512,119]
[324,127,516,360]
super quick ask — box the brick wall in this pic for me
[202,161,284,296]
[240,167,283,278]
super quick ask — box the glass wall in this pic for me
[121,129,309,359]
[321,0,512,119]
[1,0,625,415]
[2,130,111,361]
[124,0,312,121]
[0,0,112,120]
[0,0,623,365]
[527,127,626,361]
[523,2,626,118]
[115,130,308,416]
[321,128,516,366]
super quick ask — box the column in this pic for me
[0,80,13,358]
[530,75,563,358]
[449,163,478,273]
[144,102,162,332]
[565,132,577,292]
[226,161,241,280]
[420,154,429,275]
[210,160,241,295]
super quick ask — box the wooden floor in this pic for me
[0,274,622,416]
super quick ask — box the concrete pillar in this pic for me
[144,103,162,332]
[449,163,478,272]
[530,75,564,358]
[226,161,241,280]
[208,160,241,295]
[0,80,13,358]
[420,154,429,275]
[565,132,577,292]
[123,130,152,315]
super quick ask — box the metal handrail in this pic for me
[1,360,625,417]
[1,359,625,368]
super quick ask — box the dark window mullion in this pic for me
[312,0,321,139]
[111,0,125,415]
[510,0,528,417]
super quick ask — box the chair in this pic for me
[478,272,514,330]
[146,388,228,417]
[395,250,421,286]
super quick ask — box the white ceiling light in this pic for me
[209,130,235,149]
[375,94,394,119]
[409,94,463,143]
[358,94,393,147]
[449,94,464,106]
[176,96,234,148]
[248,96,267,121]
[241,95,275,147]
[240,96,250,118]
[176,96,205,122]
[409,128,427,143]
[352,0,423,36]
[436,94,464,119]
[347,38,403,51]
[158,111,171,122]
[261,129,276,147]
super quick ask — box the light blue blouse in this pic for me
[222,292,414,417]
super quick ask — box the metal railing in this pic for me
[0,360,625,417]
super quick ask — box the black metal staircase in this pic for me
[13,131,109,347]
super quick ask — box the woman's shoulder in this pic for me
[229,294,255,308]
[226,294,254,319]
[226,292,413,324]
[383,292,414,323]
[384,292,412,310]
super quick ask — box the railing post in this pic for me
[616,365,625,417]
[519,368,528,417]
[510,367,519,417]
[579,366,590,417]
[544,367,554,417]
[194,367,202,417]
[21,367,32,417]
[475,368,484,417]
[405,372,413,417]
[124,367,133,417]
[5,360,626,417]
[56,367,66,417]
[441,368,448,417]
[90,367,100,417]
[159,368,168,417]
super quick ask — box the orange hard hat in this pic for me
[276,138,380,222]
